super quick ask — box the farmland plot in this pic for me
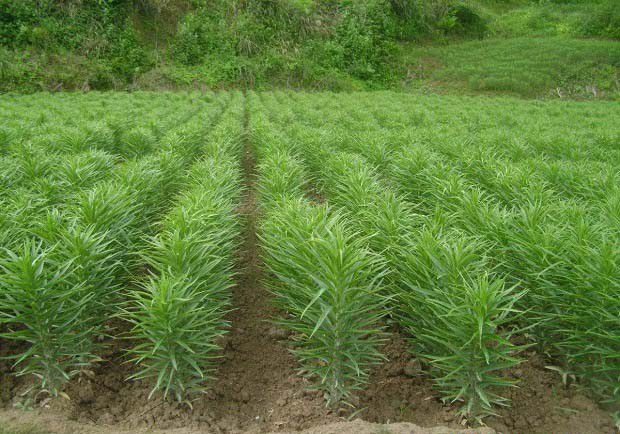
[0,91,619,434]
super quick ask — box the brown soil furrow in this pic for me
[199,95,337,433]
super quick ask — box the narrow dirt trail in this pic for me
[200,95,337,433]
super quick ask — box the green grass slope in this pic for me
[403,37,620,99]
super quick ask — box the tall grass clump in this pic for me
[0,102,232,397]
[261,89,620,416]
[56,150,117,190]
[0,161,169,395]
[256,150,307,207]
[558,223,620,406]
[0,174,140,396]
[398,149,620,412]
[280,124,526,420]
[250,100,387,406]
[259,93,530,420]
[0,241,94,395]
[304,151,416,264]
[501,200,620,406]
[0,156,20,192]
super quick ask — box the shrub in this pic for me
[172,11,235,66]
[449,4,487,38]
[107,24,154,83]
[124,107,244,402]
[581,0,620,40]
[0,0,37,47]
[333,1,397,80]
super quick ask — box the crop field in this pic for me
[0,91,619,434]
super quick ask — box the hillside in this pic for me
[1,0,619,98]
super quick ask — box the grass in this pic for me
[487,0,620,39]
[251,100,387,406]
[0,426,47,434]
[263,96,527,418]
[403,37,620,99]
[0,91,235,398]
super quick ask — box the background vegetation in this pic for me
[0,0,619,97]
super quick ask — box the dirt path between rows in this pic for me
[191,103,340,433]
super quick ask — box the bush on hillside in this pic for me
[448,4,487,38]
[581,1,620,40]
[333,1,397,79]
[387,0,486,39]
[108,24,154,82]
[170,0,398,84]
[0,0,37,47]
[172,11,235,66]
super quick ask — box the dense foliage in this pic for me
[2,0,617,92]
[251,103,387,405]
[124,102,244,402]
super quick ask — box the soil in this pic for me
[0,408,495,434]
[0,106,616,434]
[358,328,615,434]
[2,326,613,434]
